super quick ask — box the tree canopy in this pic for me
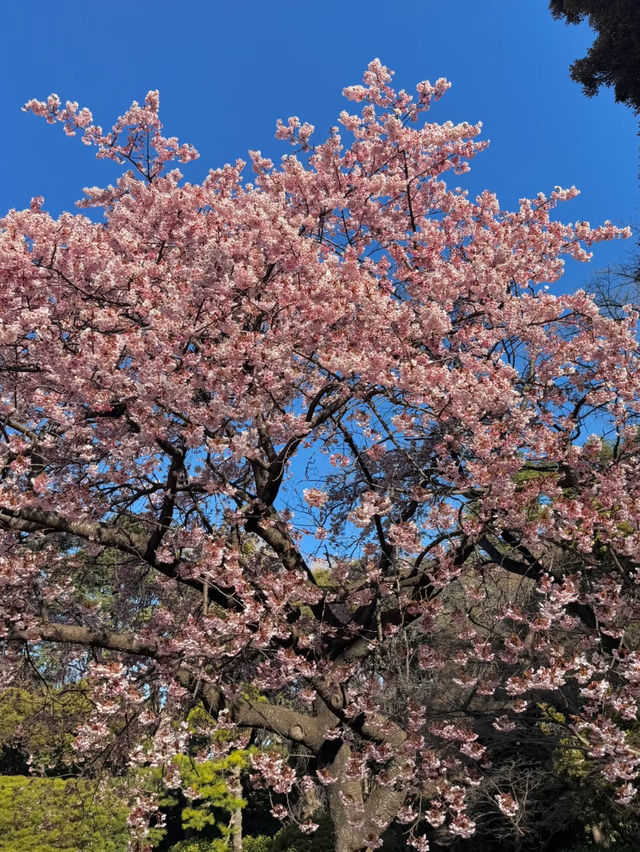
[0,61,638,851]
[549,0,640,113]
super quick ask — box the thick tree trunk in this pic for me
[326,738,410,852]
[326,742,368,852]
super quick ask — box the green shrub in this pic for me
[242,837,273,852]
[0,775,129,851]
[168,840,223,852]
[239,815,406,852]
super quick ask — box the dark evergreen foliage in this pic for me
[549,0,640,113]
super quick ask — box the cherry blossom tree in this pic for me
[1,60,638,851]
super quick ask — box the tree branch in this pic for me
[10,619,328,751]
[8,621,163,658]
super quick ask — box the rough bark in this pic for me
[326,742,369,852]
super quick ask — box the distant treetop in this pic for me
[549,0,640,113]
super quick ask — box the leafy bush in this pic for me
[241,839,273,852]
[240,814,406,852]
[0,775,129,851]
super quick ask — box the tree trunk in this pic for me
[326,739,410,852]
[326,742,370,852]
[229,807,242,852]
[228,763,243,852]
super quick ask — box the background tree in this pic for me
[549,0,640,438]
[1,61,638,851]
[548,0,640,113]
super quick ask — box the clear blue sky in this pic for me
[1,0,637,290]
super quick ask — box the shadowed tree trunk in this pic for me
[327,742,368,852]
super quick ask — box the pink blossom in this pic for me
[2,57,635,851]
